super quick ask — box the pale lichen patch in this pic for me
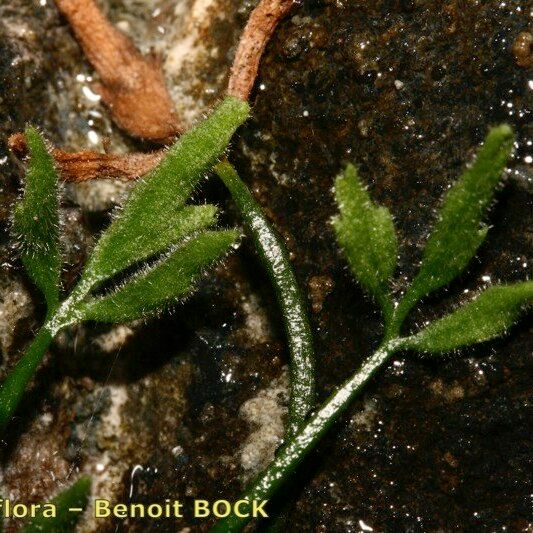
[238,368,289,479]
[241,293,272,343]
[350,397,379,431]
[429,378,465,402]
[93,324,136,353]
[79,385,129,533]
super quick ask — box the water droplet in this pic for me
[82,85,101,102]
[87,130,99,145]
[358,519,373,531]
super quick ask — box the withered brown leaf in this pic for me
[9,133,164,182]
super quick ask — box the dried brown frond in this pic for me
[9,133,164,182]
[55,0,182,142]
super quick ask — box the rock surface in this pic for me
[0,0,531,531]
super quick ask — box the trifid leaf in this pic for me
[1,99,249,434]
[22,475,91,532]
[82,204,217,286]
[403,125,514,310]
[79,96,249,289]
[407,282,533,353]
[333,163,397,317]
[80,230,238,322]
[13,127,61,312]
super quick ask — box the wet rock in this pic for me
[308,274,335,314]
[0,0,531,531]
[0,276,33,368]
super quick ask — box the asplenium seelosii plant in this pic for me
[212,124,532,532]
[0,96,249,432]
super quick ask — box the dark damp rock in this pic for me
[0,0,531,531]
[512,31,533,68]
[124,2,531,531]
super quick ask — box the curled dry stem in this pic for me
[228,0,295,100]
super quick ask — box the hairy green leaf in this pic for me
[22,476,91,532]
[13,127,61,312]
[406,282,533,353]
[79,96,249,290]
[83,204,217,285]
[80,230,238,322]
[402,125,514,311]
[333,163,397,317]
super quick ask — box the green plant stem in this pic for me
[215,161,315,437]
[0,327,54,432]
[387,291,422,338]
[211,338,404,533]
[0,286,88,434]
